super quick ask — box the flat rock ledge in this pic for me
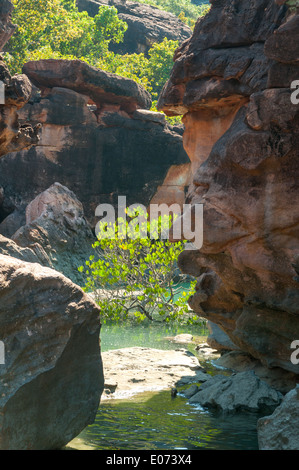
[187,371,283,414]
[101,346,208,399]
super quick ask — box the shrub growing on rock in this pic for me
[79,207,198,324]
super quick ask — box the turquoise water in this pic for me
[78,391,260,450]
[100,321,208,353]
[71,322,261,450]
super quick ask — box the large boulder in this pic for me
[158,0,299,374]
[11,182,95,285]
[257,385,299,450]
[188,371,283,414]
[77,0,192,54]
[0,233,51,267]
[0,254,104,450]
[22,58,152,113]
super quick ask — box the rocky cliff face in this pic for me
[158,0,299,374]
[0,58,189,236]
[0,4,104,450]
[77,0,192,54]
[0,0,39,160]
[0,0,16,50]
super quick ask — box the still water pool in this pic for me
[71,322,261,450]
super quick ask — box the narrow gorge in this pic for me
[0,0,298,452]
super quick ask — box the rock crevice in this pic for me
[158,0,299,374]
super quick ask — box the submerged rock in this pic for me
[188,371,283,414]
[0,254,104,450]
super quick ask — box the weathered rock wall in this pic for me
[0,0,16,50]
[0,0,39,160]
[0,59,189,234]
[158,0,299,374]
[0,6,104,449]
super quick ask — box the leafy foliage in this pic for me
[79,208,198,324]
[5,0,127,74]
[96,37,179,99]
[4,0,208,125]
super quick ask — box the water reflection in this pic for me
[71,321,260,450]
[76,390,260,450]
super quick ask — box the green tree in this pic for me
[79,207,198,324]
[144,38,178,98]
[4,0,127,74]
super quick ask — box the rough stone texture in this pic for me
[0,61,40,158]
[207,321,240,352]
[0,233,52,267]
[0,62,189,230]
[0,254,104,450]
[158,0,286,116]
[188,371,283,414]
[23,59,152,113]
[214,351,298,394]
[0,0,16,51]
[257,385,299,450]
[11,183,95,285]
[101,346,205,399]
[0,1,40,159]
[77,0,192,54]
[158,0,299,374]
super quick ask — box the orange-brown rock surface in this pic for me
[158,0,299,374]
[0,3,104,450]
[0,1,40,158]
[0,59,189,232]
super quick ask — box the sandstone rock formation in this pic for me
[23,58,152,113]
[101,346,205,399]
[11,182,95,285]
[0,255,104,450]
[0,233,51,267]
[0,0,16,51]
[77,0,192,54]
[158,0,299,374]
[188,371,283,414]
[0,4,104,449]
[257,384,299,450]
[0,59,189,232]
[0,1,40,159]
